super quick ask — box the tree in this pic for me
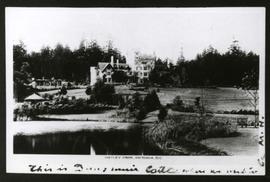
[158,106,168,122]
[173,43,259,87]
[127,92,142,112]
[240,70,259,127]
[13,42,33,101]
[60,86,67,95]
[92,79,115,104]
[144,90,161,112]
[13,41,28,71]
[149,58,173,86]
[173,96,184,107]
[194,97,204,116]
[13,39,127,84]
[85,86,92,95]
[112,70,128,83]
[13,41,259,90]
[136,107,147,120]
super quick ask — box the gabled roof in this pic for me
[98,62,113,72]
[98,62,131,72]
[98,62,108,71]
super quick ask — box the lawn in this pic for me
[39,86,255,113]
[155,87,255,112]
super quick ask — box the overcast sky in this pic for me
[6,7,265,67]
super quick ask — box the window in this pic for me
[144,66,147,70]
[144,72,148,77]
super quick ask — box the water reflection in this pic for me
[14,126,163,155]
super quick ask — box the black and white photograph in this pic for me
[5,7,265,175]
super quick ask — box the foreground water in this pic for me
[13,121,162,155]
[13,121,259,155]
[201,128,259,156]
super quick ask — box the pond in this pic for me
[14,124,163,155]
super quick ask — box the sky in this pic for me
[6,7,265,68]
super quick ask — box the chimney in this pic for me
[111,55,114,65]
[117,59,119,68]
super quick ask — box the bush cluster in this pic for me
[158,106,168,121]
[89,79,115,105]
[223,109,258,115]
[15,98,114,119]
[145,115,238,148]
[126,90,161,121]
[168,95,195,113]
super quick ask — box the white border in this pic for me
[5,7,265,175]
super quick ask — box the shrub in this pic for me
[146,115,238,145]
[67,82,72,89]
[158,106,168,121]
[136,107,147,120]
[144,115,236,155]
[194,97,204,115]
[32,98,114,115]
[169,96,195,113]
[173,96,184,107]
[85,86,92,95]
[92,79,115,104]
[14,108,19,121]
[133,92,142,108]
[126,92,143,112]
[144,90,161,112]
[60,86,67,95]
[118,96,125,109]
[43,93,49,99]
[112,70,128,83]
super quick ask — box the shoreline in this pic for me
[12,121,146,136]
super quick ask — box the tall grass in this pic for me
[144,115,238,155]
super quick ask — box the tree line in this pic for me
[14,40,127,83]
[13,40,127,101]
[149,42,259,88]
[13,40,259,101]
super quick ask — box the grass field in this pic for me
[39,86,256,112]
[156,87,255,112]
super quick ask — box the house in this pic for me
[90,56,132,86]
[134,52,156,84]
